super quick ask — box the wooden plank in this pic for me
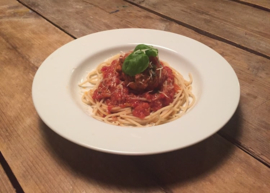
[167,14,270,166]
[126,0,270,58]
[1,42,269,192]
[133,135,270,192]
[0,161,15,193]
[19,0,270,165]
[0,1,163,192]
[1,0,270,192]
[0,3,73,68]
[0,0,16,6]
[237,0,270,10]
[19,0,170,37]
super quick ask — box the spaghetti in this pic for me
[79,50,195,127]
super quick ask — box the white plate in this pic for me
[32,29,240,155]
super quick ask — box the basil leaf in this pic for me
[122,50,149,76]
[145,49,158,57]
[134,44,158,57]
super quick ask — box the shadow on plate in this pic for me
[39,106,242,190]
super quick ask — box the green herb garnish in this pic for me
[122,44,158,76]
[134,44,158,57]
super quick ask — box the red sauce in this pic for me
[92,54,179,119]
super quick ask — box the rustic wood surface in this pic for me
[1,0,270,192]
[126,0,270,58]
[20,0,270,165]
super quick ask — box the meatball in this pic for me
[119,56,164,93]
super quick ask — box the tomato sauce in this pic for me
[92,55,179,119]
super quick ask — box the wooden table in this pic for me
[1,0,270,192]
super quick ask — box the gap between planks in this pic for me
[0,152,24,193]
[229,0,270,12]
[17,0,76,39]
[218,133,270,168]
[124,0,270,61]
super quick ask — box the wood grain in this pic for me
[1,56,270,192]
[127,0,270,58]
[0,4,73,68]
[132,134,270,192]
[19,0,270,165]
[1,0,270,192]
[0,1,162,192]
[0,161,15,193]
[19,0,170,37]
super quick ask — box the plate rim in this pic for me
[32,28,240,155]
